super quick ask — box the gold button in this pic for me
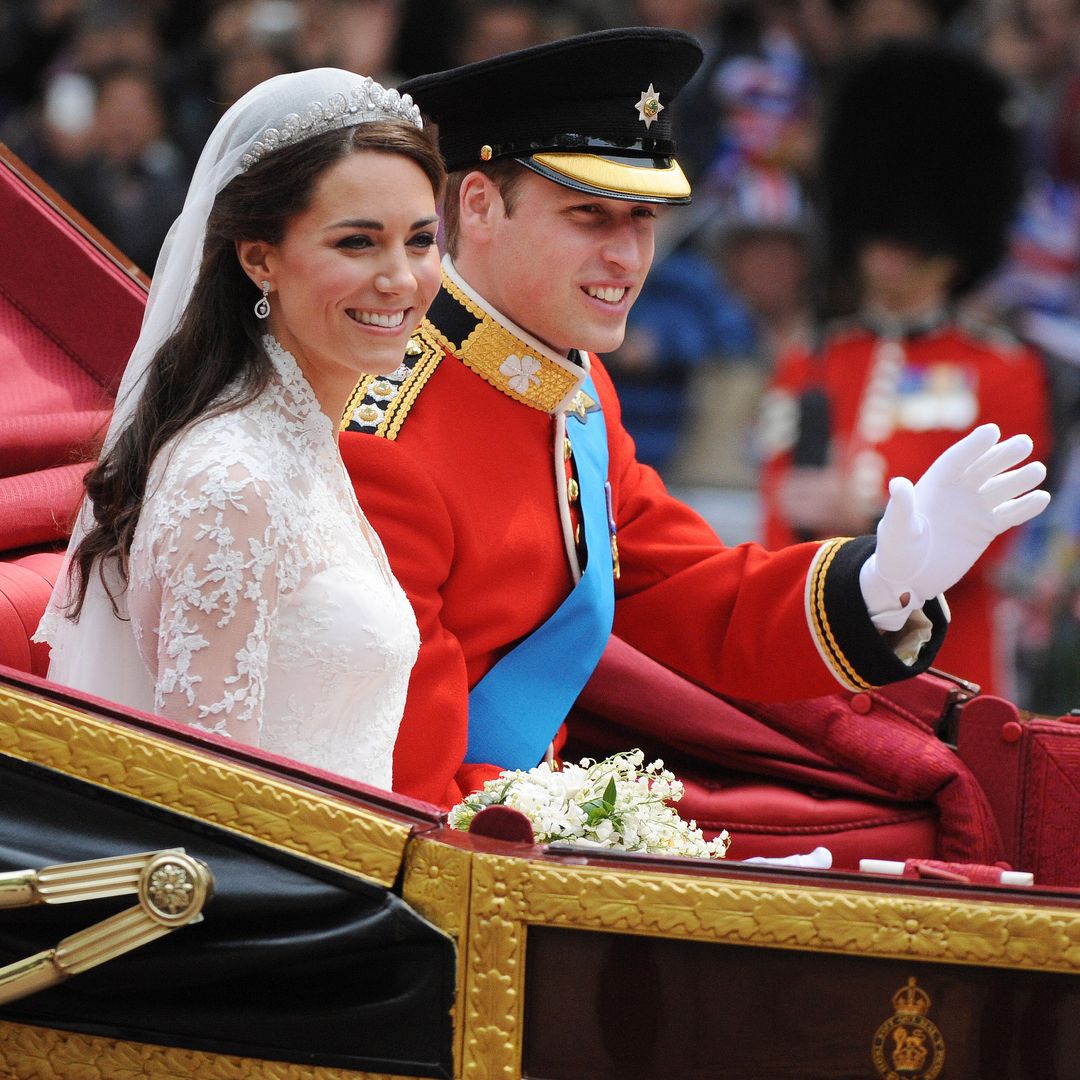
[574,523,581,544]
[355,404,381,424]
[480,144,493,161]
[406,338,422,357]
[370,379,394,398]
[567,478,580,503]
[563,437,572,461]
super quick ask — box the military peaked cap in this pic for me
[398,27,704,204]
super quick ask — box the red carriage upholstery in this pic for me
[0,146,144,676]
[0,551,62,677]
[0,149,145,400]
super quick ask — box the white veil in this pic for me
[35,68,422,708]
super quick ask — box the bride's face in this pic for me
[261,149,441,393]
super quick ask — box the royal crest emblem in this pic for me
[871,977,945,1080]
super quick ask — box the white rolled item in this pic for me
[742,847,833,870]
[859,859,1033,886]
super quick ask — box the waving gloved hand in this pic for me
[859,423,1050,631]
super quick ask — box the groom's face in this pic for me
[473,171,660,356]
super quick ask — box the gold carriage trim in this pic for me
[429,275,583,414]
[0,685,411,889]
[0,1020,410,1080]
[808,538,873,692]
[458,852,1080,1077]
[341,327,443,440]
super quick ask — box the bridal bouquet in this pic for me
[449,750,730,859]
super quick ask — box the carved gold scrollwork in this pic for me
[0,1020,409,1079]
[402,836,474,1074]
[402,836,471,943]
[461,854,530,1079]
[515,862,1080,974]
[458,853,1080,1078]
[0,687,409,887]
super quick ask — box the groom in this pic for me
[338,27,1048,808]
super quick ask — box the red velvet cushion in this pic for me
[0,464,89,550]
[0,298,115,448]
[0,551,64,676]
[0,409,109,479]
[676,775,937,866]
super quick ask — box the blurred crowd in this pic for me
[4,0,1080,708]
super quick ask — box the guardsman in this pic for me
[761,40,1052,695]
[338,28,1048,807]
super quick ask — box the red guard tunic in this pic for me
[761,315,1051,695]
[340,267,947,808]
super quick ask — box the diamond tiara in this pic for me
[240,81,423,171]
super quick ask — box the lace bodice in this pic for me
[124,337,418,789]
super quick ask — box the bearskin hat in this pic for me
[825,0,970,27]
[821,40,1023,297]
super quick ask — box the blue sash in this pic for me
[465,376,615,770]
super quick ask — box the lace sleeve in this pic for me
[131,458,285,744]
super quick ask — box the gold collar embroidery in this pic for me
[427,264,586,414]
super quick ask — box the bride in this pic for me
[35,68,445,790]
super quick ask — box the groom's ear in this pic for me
[235,239,273,287]
[457,171,502,241]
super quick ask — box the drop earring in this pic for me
[254,280,271,319]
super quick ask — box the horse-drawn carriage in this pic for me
[3,144,1080,1079]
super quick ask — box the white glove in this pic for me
[859,423,1050,631]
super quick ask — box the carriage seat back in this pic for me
[0,461,88,679]
[0,550,63,677]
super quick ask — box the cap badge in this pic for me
[634,83,664,128]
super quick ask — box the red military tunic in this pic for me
[761,314,1051,695]
[340,266,947,808]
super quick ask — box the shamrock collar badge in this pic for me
[499,353,542,395]
[634,83,663,129]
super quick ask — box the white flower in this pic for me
[449,750,731,860]
[499,354,542,394]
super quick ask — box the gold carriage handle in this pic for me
[0,849,213,1005]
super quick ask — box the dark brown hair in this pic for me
[442,158,528,258]
[68,119,445,618]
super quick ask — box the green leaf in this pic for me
[603,777,617,810]
[579,797,609,825]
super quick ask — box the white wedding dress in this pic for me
[44,337,418,790]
